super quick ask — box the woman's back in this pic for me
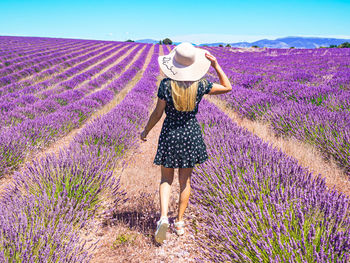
[154,77,213,168]
[157,77,213,122]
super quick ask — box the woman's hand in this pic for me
[140,129,148,141]
[205,53,219,69]
[204,52,232,94]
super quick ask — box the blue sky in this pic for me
[1,0,350,44]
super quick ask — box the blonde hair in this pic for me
[170,79,198,111]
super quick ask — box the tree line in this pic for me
[322,42,350,48]
[124,38,173,45]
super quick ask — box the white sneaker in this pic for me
[155,216,169,244]
[174,220,185,236]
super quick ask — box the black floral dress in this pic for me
[153,77,213,168]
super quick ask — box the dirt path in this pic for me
[0,44,153,196]
[206,96,350,197]
[78,46,198,263]
[165,45,172,53]
[87,111,198,263]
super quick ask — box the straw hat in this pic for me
[158,42,211,81]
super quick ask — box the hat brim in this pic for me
[158,47,211,81]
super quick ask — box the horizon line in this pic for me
[1,33,350,45]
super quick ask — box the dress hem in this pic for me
[153,157,208,169]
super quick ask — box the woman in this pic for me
[140,42,232,244]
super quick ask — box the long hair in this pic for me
[170,79,198,112]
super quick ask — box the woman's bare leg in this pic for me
[159,166,174,218]
[177,167,193,221]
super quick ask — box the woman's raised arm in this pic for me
[205,53,232,95]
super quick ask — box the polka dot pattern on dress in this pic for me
[153,77,213,168]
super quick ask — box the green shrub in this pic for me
[339,42,350,48]
[161,38,172,45]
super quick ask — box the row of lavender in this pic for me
[0,44,162,262]
[0,43,141,123]
[0,43,148,177]
[0,44,143,127]
[0,36,91,61]
[0,44,108,100]
[0,45,144,131]
[0,42,116,97]
[0,41,102,87]
[1,42,83,70]
[191,98,350,262]
[0,41,91,75]
[204,47,350,175]
[0,43,144,115]
[0,42,106,108]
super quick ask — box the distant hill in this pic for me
[200,36,350,48]
[136,36,350,48]
[273,37,350,48]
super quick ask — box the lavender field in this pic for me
[0,36,349,262]
[204,46,350,176]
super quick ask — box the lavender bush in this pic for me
[191,99,350,262]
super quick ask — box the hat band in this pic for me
[162,57,178,76]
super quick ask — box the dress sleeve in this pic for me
[203,78,214,94]
[157,78,167,100]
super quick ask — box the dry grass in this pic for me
[0,175,14,197]
[85,189,198,263]
[206,96,350,197]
